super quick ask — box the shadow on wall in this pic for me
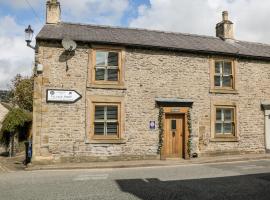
[116,173,270,200]
[59,50,75,62]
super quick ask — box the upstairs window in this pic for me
[214,60,234,89]
[89,47,125,89]
[95,51,119,81]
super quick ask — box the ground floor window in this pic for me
[215,106,235,137]
[87,95,124,142]
[94,105,118,136]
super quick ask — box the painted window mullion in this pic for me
[105,67,108,81]
[221,62,224,87]
[104,106,107,136]
[105,52,108,81]
[221,109,224,134]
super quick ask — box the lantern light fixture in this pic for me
[25,25,35,50]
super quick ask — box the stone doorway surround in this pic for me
[155,98,193,160]
[261,101,270,153]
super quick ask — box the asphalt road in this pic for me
[0,159,270,200]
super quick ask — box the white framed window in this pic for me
[215,106,235,137]
[94,105,119,136]
[214,60,234,88]
[95,51,119,81]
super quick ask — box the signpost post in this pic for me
[46,89,81,103]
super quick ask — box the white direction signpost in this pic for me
[46,89,81,103]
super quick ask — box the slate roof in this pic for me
[36,22,270,60]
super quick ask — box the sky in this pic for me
[1,0,270,89]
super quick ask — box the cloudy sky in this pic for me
[0,0,270,89]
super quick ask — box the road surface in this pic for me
[0,159,270,200]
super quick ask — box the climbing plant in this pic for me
[187,109,192,157]
[157,107,164,154]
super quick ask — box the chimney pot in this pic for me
[222,11,229,21]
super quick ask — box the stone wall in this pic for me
[33,41,270,163]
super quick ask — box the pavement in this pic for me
[0,152,25,173]
[26,153,270,171]
[0,159,270,199]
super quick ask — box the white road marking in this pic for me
[236,165,265,170]
[73,174,109,181]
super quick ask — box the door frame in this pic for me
[160,107,190,160]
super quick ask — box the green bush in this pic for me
[0,108,32,148]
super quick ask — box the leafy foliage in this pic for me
[10,74,34,112]
[1,108,32,134]
[157,107,164,154]
[0,108,32,148]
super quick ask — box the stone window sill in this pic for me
[87,139,126,144]
[210,89,238,94]
[210,137,239,142]
[87,84,126,90]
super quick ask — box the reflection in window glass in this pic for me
[171,119,176,130]
[95,51,119,81]
[214,61,233,88]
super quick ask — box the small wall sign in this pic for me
[149,121,156,129]
[46,89,81,103]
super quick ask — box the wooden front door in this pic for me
[164,114,185,158]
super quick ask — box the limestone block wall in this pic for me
[33,41,270,162]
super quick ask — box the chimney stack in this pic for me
[216,11,234,40]
[46,0,61,24]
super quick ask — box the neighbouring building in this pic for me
[0,103,9,152]
[0,90,10,102]
[32,0,270,163]
[0,103,9,132]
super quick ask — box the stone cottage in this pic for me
[32,0,270,163]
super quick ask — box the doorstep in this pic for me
[25,153,270,171]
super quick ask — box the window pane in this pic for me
[216,109,222,121]
[95,106,104,120]
[215,62,222,73]
[171,119,176,130]
[224,62,232,75]
[107,52,118,66]
[94,122,105,135]
[224,109,233,121]
[224,123,232,134]
[215,123,222,134]
[96,51,107,66]
[214,76,221,87]
[107,106,118,120]
[107,122,118,135]
[223,76,232,87]
[107,69,118,81]
[95,68,105,80]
